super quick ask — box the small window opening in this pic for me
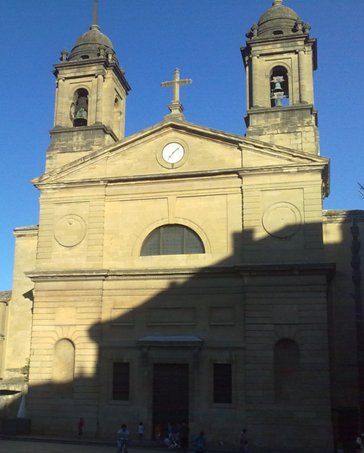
[213,363,232,404]
[81,55,90,60]
[113,362,130,401]
[273,30,284,36]
[270,66,289,107]
[72,88,89,127]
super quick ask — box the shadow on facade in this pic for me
[1,214,363,453]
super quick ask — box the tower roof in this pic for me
[249,0,308,40]
[68,1,117,62]
[69,25,115,61]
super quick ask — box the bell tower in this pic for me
[46,1,131,171]
[241,0,319,155]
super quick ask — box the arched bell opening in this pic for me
[270,66,289,107]
[72,88,89,127]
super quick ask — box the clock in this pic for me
[162,142,185,164]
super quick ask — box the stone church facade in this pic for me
[1,1,364,452]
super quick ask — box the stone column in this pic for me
[298,50,313,104]
[251,55,260,107]
[0,300,7,378]
[95,73,104,124]
[245,57,250,110]
[53,80,59,127]
[55,78,66,127]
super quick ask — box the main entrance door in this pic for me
[153,363,189,435]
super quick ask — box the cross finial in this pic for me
[161,68,192,118]
[91,0,100,30]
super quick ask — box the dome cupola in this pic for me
[67,0,118,63]
[68,24,117,62]
[246,0,311,40]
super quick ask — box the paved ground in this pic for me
[1,439,115,452]
[0,438,155,452]
[0,438,337,453]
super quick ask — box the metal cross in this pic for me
[161,68,192,116]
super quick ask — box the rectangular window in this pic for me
[113,362,130,401]
[213,363,232,404]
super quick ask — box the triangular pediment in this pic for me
[34,119,329,187]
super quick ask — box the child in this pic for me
[193,431,205,453]
[138,421,144,439]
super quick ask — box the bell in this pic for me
[272,90,285,107]
[273,81,283,92]
[75,107,88,120]
[271,75,286,106]
[272,75,285,93]
[73,107,88,127]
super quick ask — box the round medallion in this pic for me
[262,202,302,239]
[54,215,87,247]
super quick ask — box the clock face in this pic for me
[162,142,185,164]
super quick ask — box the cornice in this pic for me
[26,263,335,283]
[54,59,131,93]
[49,123,118,143]
[33,162,327,191]
[13,225,39,237]
[0,291,11,303]
[323,210,364,224]
[35,169,240,190]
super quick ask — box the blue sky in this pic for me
[1,0,363,289]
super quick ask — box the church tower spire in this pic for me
[242,1,319,154]
[47,1,131,171]
[91,0,99,30]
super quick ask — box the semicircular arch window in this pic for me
[141,224,205,256]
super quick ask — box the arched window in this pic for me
[72,88,89,127]
[141,224,205,256]
[52,339,75,398]
[274,338,300,402]
[270,66,289,107]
